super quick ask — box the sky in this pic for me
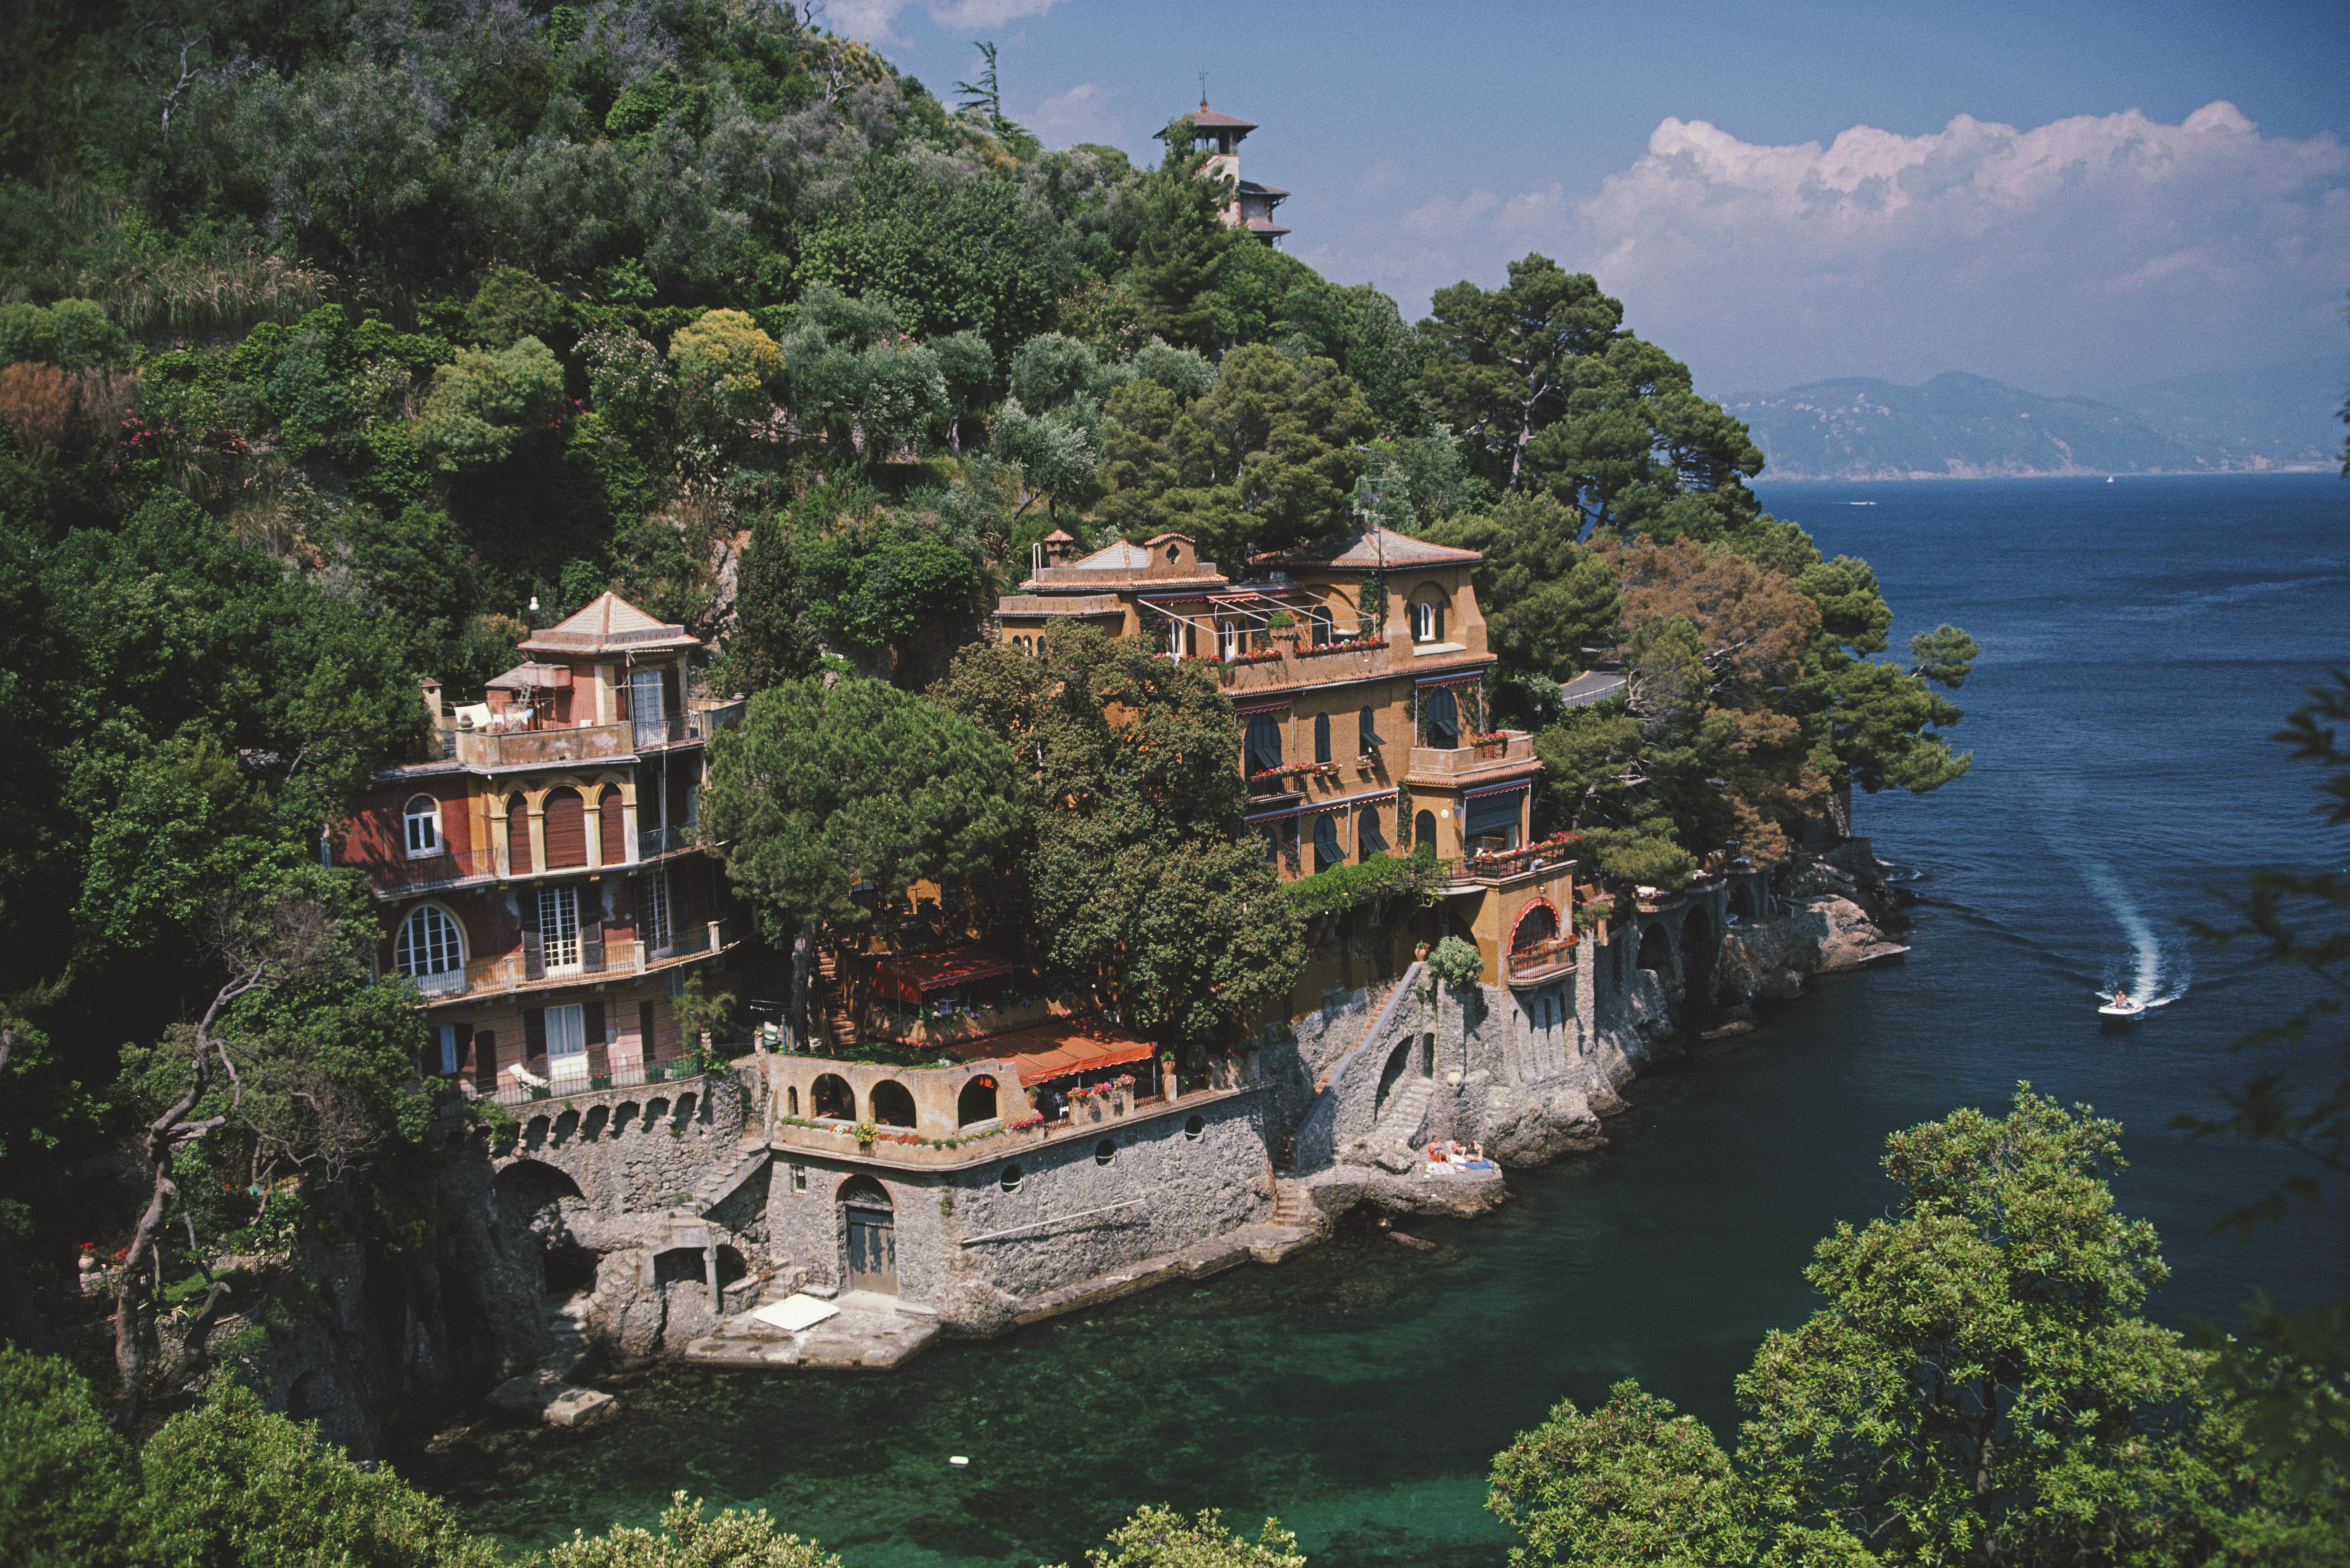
[818,0,2350,399]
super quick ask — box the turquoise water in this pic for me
[423,474,2350,1568]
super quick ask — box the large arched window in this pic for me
[811,1074,855,1121]
[1357,805,1390,860]
[958,1075,1000,1127]
[542,787,587,869]
[1414,810,1439,858]
[403,795,442,857]
[870,1080,916,1127]
[395,905,464,991]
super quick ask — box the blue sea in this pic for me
[431,473,2350,1568]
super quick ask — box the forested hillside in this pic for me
[0,0,1975,1416]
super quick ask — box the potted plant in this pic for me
[851,1118,879,1147]
[1267,609,1298,646]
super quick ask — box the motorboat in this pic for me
[2098,991,2146,1019]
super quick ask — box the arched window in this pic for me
[1313,813,1343,873]
[403,795,442,857]
[1412,596,1446,643]
[958,1075,1000,1127]
[1424,687,1460,748]
[837,1174,892,1209]
[811,1073,855,1121]
[1414,811,1438,858]
[1512,902,1560,952]
[1308,606,1333,646]
[1245,713,1283,775]
[870,1080,916,1127]
[1358,707,1380,756]
[1313,712,1331,764]
[395,905,464,984]
[542,788,586,868]
[1357,805,1390,860]
[599,785,627,867]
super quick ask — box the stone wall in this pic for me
[758,1091,1273,1336]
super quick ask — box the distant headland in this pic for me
[1728,355,2348,480]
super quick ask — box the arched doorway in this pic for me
[1636,921,1671,976]
[1730,880,1760,922]
[958,1075,1000,1127]
[838,1175,896,1296]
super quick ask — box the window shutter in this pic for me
[506,796,532,875]
[581,887,605,972]
[543,789,587,868]
[523,1008,547,1071]
[1424,687,1459,748]
[1358,808,1389,858]
[1313,813,1342,872]
[599,786,627,866]
[1314,713,1331,764]
[520,892,545,980]
[1358,706,1380,753]
[471,1029,496,1091]
[639,1001,658,1065]
[583,1000,607,1076]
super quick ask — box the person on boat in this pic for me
[2111,988,2131,1010]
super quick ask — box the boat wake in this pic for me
[2080,859,2190,1011]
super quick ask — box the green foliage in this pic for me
[1417,491,1619,696]
[421,336,564,470]
[931,625,1304,1043]
[548,1489,841,1568]
[463,268,566,352]
[1098,343,1377,562]
[702,676,1026,950]
[2175,671,2350,1483]
[1128,121,1240,352]
[0,1346,143,1568]
[1081,1505,1306,1568]
[1488,1382,1744,1568]
[1426,934,1483,989]
[0,298,131,370]
[1486,1089,2341,1568]
[141,1380,501,1567]
[669,310,784,433]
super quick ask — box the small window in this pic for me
[403,795,442,857]
[1094,1139,1117,1167]
[1184,1115,1205,1141]
[1001,1164,1024,1193]
[1415,811,1438,856]
[1165,543,1180,563]
[790,1163,808,1193]
[1412,599,1445,643]
[1314,712,1331,764]
[1358,707,1380,755]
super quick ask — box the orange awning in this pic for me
[953,1019,1157,1086]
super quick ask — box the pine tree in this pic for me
[1130,118,1239,354]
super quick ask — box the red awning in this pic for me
[873,944,1017,1005]
[953,1019,1157,1087]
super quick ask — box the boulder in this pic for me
[544,1388,618,1429]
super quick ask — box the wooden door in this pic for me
[845,1207,896,1294]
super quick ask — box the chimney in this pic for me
[420,676,443,723]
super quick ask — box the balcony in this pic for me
[630,697,746,751]
[405,918,742,1004]
[1213,638,1399,695]
[1407,731,1535,782]
[372,845,505,891]
[637,825,698,861]
[1504,934,1579,986]
[456,720,633,771]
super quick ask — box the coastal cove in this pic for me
[420,473,2350,1568]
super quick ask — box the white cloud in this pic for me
[1028,80,1120,147]
[1356,102,2350,394]
[819,0,1065,44]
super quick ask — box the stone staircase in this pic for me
[1373,1077,1435,1148]
[1269,1180,1315,1228]
[690,1143,771,1215]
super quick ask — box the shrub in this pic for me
[420,336,563,470]
[668,309,783,432]
[548,1490,841,1568]
[0,1347,144,1568]
[1280,852,1438,918]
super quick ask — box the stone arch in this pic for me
[1510,899,1560,952]
[522,1115,550,1151]
[1374,1037,1423,1122]
[1730,879,1761,921]
[611,1102,640,1135]
[1636,920,1672,975]
[672,1092,698,1127]
[581,1104,610,1140]
[811,1074,854,1120]
[869,1080,916,1128]
[551,1108,580,1145]
[836,1174,892,1208]
[492,1159,582,1220]
[958,1075,1001,1127]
